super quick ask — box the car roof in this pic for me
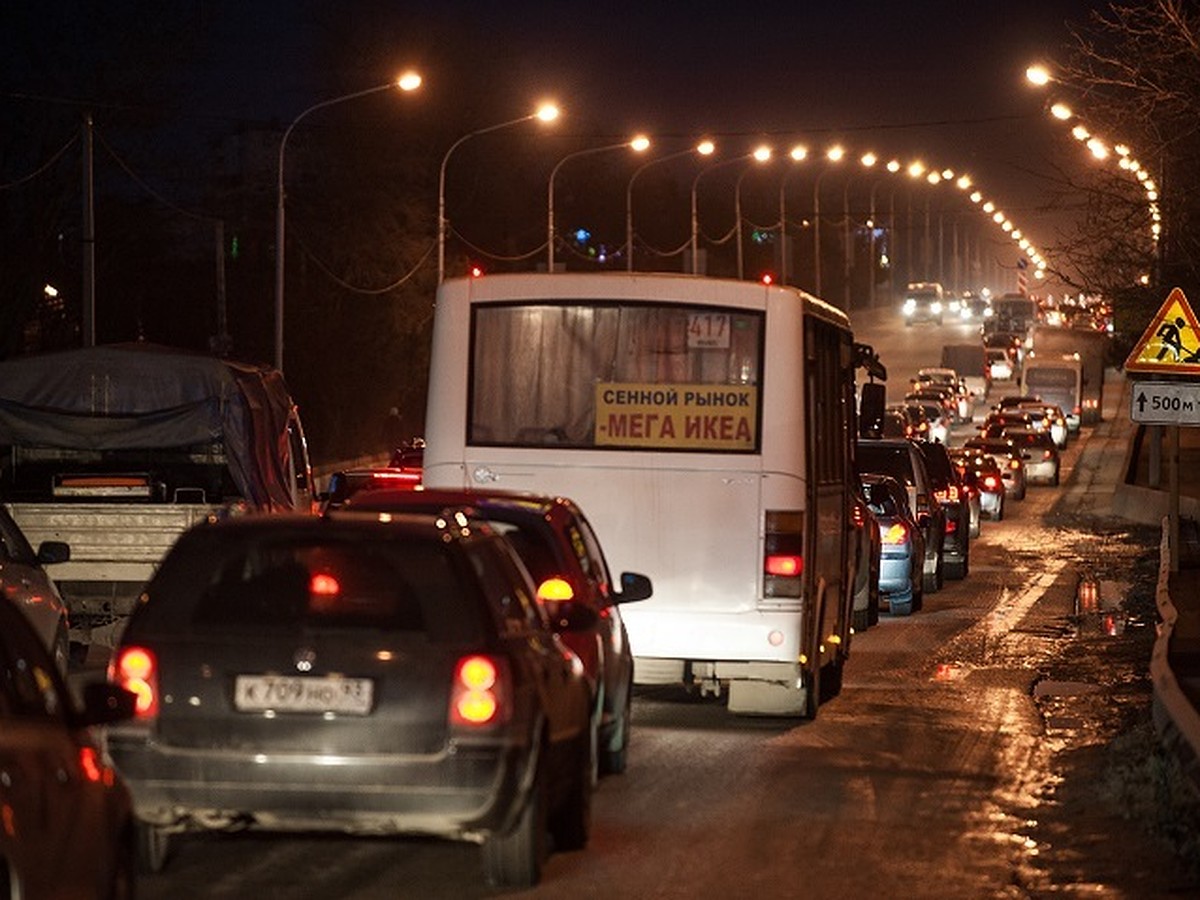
[341,488,595,540]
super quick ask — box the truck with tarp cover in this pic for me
[1030,324,1107,425]
[0,343,314,655]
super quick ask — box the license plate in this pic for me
[234,675,374,715]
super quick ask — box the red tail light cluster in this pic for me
[450,654,511,728]
[111,646,159,718]
[881,522,908,545]
[982,474,1001,491]
[934,485,960,504]
[764,510,804,598]
[945,516,958,535]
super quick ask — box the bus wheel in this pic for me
[803,660,821,719]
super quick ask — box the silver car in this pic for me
[861,474,925,616]
[0,504,71,672]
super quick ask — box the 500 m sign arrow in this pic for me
[1131,381,1200,425]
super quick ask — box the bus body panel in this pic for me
[424,273,854,714]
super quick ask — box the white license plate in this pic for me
[234,675,374,715]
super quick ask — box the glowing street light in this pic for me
[777,144,810,284]
[625,139,714,271]
[548,135,650,271]
[275,72,422,373]
[438,102,559,284]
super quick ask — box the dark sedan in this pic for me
[344,487,652,775]
[107,513,595,889]
[0,594,136,899]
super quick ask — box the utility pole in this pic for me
[81,113,95,347]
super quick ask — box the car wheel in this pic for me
[599,682,631,776]
[52,620,70,675]
[109,826,137,900]
[135,821,172,875]
[550,722,594,852]
[483,750,548,888]
[1052,469,1060,487]
[867,569,880,628]
[890,598,913,616]
[819,655,844,703]
[852,607,869,632]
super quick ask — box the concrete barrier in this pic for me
[1151,516,1200,796]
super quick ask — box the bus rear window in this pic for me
[469,303,764,452]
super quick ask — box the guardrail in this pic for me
[1151,516,1200,794]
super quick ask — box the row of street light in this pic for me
[1026,63,1161,284]
[275,73,1052,372]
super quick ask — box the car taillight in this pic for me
[111,646,159,718]
[982,475,1001,490]
[851,500,866,528]
[1009,459,1021,470]
[764,510,803,598]
[450,654,511,728]
[945,516,958,534]
[881,522,908,545]
[1043,450,1053,460]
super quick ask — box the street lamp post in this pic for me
[734,146,773,279]
[625,141,714,272]
[548,136,649,271]
[275,73,421,373]
[812,145,845,298]
[840,152,877,309]
[776,145,808,284]
[690,146,770,276]
[438,103,559,285]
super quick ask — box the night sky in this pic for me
[5,1,1111,266]
[176,1,1108,249]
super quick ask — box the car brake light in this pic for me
[1043,450,1053,460]
[78,746,104,783]
[881,522,908,545]
[945,516,958,534]
[450,654,510,727]
[982,475,1001,490]
[111,646,159,718]
[851,501,866,528]
[536,577,574,602]
[310,573,340,596]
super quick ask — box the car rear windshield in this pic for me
[856,443,915,487]
[190,537,483,641]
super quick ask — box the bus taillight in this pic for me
[764,510,803,598]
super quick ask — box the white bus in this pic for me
[423,272,861,717]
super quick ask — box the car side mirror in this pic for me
[546,599,600,633]
[859,382,887,439]
[616,572,653,604]
[76,682,137,727]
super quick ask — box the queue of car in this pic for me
[855,360,1073,621]
[0,353,1077,894]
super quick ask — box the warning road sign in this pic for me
[1124,287,1200,374]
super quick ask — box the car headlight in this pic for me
[931,302,942,314]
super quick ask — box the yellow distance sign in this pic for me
[1125,287,1200,374]
[594,382,758,450]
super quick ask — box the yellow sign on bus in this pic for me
[594,382,758,450]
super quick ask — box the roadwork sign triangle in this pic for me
[1125,287,1200,374]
